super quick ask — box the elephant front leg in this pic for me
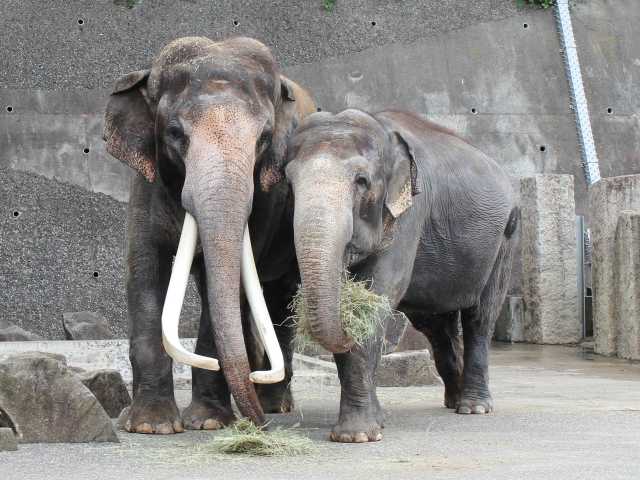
[254,276,296,414]
[124,250,183,434]
[332,336,384,443]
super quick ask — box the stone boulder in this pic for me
[62,312,114,340]
[0,352,118,443]
[377,350,442,387]
[79,369,131,418]
[0,428,18,451]
[0,319,42,341]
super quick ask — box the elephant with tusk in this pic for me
[284,109,519,442]
[103,37,315,434]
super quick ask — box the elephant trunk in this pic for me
[183,140,265,425]
[293,179,354,353]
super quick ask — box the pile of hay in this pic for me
[290,275,392,350]
[212,419,313,456]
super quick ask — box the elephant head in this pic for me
[284,109,420,353]
[103,37,314,425]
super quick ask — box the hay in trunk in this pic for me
[212,419,313,456]
[290,274,391,350]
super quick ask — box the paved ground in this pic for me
[3,343,640,480]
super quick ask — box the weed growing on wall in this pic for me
[324,0,337,12]
[517,0,556,8]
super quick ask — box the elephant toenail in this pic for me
[373,432,383,441]
[203,419,222,430]
[173,421,184,433]
[457,406,471,414]
[353,433,368,443]
[156,423,173,434]
[339,433,353,443]
[330,432,338,442]
[471,406,486,414]
[136,422,153,434]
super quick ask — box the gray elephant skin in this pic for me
[103,37,315,433]
[285,109,519,442]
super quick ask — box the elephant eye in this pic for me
[166,123,184,142]
[355,173,371,190]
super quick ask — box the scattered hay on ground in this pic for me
[211,419,314,456]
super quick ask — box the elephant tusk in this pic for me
[242,225,285,384]
[161,212,220,371]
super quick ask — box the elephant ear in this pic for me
[384,131,421,219]
[103,69,157,183]
[259,75,315,192]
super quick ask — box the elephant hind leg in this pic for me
[459,237,515,415]
[408,311,463,409]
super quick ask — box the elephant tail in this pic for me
[504,206,520,239]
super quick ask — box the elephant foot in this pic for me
[119,395,184,434]
[456,392,493,415]
[444,388,461,409]
[257,384,294,414]
[182,399,235,430]
[330,420,383,443]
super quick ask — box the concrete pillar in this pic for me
[520,175,581,344]
[589,175,640,355]
[494,296,525,343]
[613,211,640,360]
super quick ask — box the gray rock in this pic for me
[79,369,131,418]
[382,312,409,354]
[494,296,525,343]
[613,211,640,360]
[376,350,442,387]
[0,319,42,342]
[395,324,431,353]
[0,427,17,451]
[589,175,640,355]
[520,175,581,344]
[62,312,115,340]
[0,352,118,443]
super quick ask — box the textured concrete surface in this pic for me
[520,175,580,344]
[0,0,521,90]
[2,344,640,479]
[589,175,640,355]
[494,296,525,343]
[0,169,201,340]
[613,211,640,360]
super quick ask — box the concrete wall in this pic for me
[1,0,638,339]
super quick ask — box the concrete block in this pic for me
[376,350,442,387]
[613,211,640,360]
[494,296,525,343]
[0,428,17,451]
[590,175,640,355]
[521,175,581,344]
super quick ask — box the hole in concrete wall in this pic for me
[83,147,90,154]
[607,107,613,114]
[371,21,376,26]
[471,108,478,114]
[523,23,529,29]
[93,271,99,278]
[77,18,85,25]
[540,145,546,152]
[317,107,322,112]
[233,20,239,26]
[12,211,20,218]
[6,106,13,112]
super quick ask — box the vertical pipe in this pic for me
[555,0,601,186]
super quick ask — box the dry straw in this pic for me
[212,419,314,456]
[289,274,391,350]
